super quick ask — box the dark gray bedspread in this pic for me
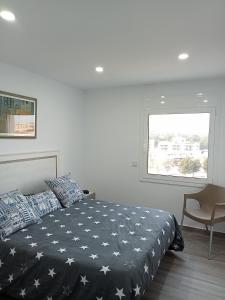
[0,198,184,300]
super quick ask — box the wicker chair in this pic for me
[181,184,225,259]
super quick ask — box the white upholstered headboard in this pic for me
[0,151,59,195]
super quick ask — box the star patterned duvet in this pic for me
[0,198,184,300]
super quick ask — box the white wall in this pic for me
[0,62,84,185]
[84,77,225,232]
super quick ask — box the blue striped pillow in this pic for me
[0,192,41,240]
[45,175,84,208]
[27,190,61,217]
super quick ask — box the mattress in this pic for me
[0,198,184,299]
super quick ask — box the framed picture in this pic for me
[0,91,37,138]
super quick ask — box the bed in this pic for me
[0,152,184,300]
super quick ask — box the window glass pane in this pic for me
[148,113,210,178]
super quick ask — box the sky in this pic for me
[149,113,210,136]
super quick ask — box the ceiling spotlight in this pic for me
[95,66,104,73]
[160,100,166,104]
[196,92,203,97]
[0,10,15,22]
[178,53,189,61]
[203,99,208,103]
[161,96,166,99]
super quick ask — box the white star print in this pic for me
[78,223,84,226]
[102,214,108,217]
[166,221,170,227]
[122,240,128,244]
[144,264,149,273]
[24,235,32,239]
[115,288,125,299]
[58,248,66,253]
[131,212,136,215]
[129,231,135,235]
[46,233,53,237]
[113,251,120,256]
[110,219,116,222]
[100,265,111,275]
[155,215,160,218]
[2,238,10,242]
[36,252,44,260]
[34,279,40,288]
[135,223,141,226]
[118,213,122,216]
[21,229,28,232]
[101,242,109,247]
[146,229,152,232]
[96,297,103,300]
[47,297,53,300]
[152,249,155,257]
[87,216,93,219]
[80,212,86,215]
[110,209,115,212]
[158,238,161,245]
[8,274,13,283]
[66,230,72,234]
[29,242,37,247]
[116,204,120,207]
[140,237,147,241]
[60,225,66,228]
[96,210,101,213]
[51,240,59,244]
[84,229,91,232]
[80,275,88,286]
[66,258,75,266]
[162,229,165,235]
[49,214,55,217]
[103,205,107,208]
[41,226,47,230]
[10,248,16,256]
[20,289,26,298]
[80,245,88,250]
[140,216,146,219]
[134,248,142,252]
[89,254,98,260]
[72,237,80,242]
[125,217,131,220]
[94,221,100,224]
[92,235,99,239]
[133,284,141,296]
[65,213,71,216]
[48,268,56,278]
[145,210,150,213]
[0,259,4,268]
[111,232,118,236]
[54,219,60,223]
[119,225,125,228]
[123,208,128,211]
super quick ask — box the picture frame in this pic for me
[0,91,37,138]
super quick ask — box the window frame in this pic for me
[140,106,215,187]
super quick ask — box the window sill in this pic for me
[140,176,209,188]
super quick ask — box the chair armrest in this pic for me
[215,202,225,207]
[211,203,225,223]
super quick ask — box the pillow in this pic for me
[26,190,61,217]
[0,193,42,240]
[45,175,84,208]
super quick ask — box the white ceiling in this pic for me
[0,0,225,89]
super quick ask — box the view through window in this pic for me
[148,113,210,178]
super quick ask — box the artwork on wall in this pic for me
[0,91,37,138]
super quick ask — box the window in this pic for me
[141,108,215,186]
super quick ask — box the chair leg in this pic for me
[205,224,209,232]
[208,225,214,260]
[180,212,184,232]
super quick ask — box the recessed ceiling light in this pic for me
[178,53,189,61]
[0,10,15,22]
[161,96,166,99]
[95,66,104,73]
[160,100,166,104]
[196,92,203,97]
[203,99,208,103]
